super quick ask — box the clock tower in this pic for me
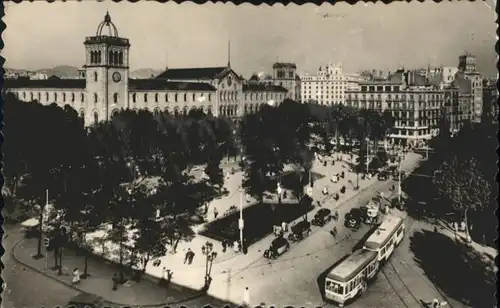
[84,12,130,125]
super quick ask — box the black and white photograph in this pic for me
[1,1,497,308]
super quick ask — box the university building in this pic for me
[5,13,296,126]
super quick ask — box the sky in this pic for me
[2,1,497,77]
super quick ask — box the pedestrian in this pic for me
[184,248,191,264]
[233,240,240,253]
[112,272,118,291]
[188,250,195,265]
[281,221,287,233]
[72,268,80,284]
[243,238,248,254]
[243,287,250,307]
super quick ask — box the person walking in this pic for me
[72,268,80,285]
[243,287,250,307]
[281,221,287,233]
[112,272,119,291]
[184,248,191,264]
[188,250,195,265]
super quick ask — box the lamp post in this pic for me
[201,242,217,289]
[398,153,402,203]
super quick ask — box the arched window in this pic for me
[97,51,102,63]
[30,92,34,101]
[94,112,99,124]
[154,108,160,116]
[113,93,118,104]
[62,93,66,102]
[109,51,114,65]
[208,94,211,101]
[183,106,188,116]
[79,109,85,119]
[45,92,49,101]
[175,94,178,102]
[94,72,98,82]
[144,93,148,102]
[22,92,26,99]
[174,107,179,116]
[192,93,196,101]
[119,52,123,65]
[219,105,223,115]
[81,93,84,102]
[37,92,41,101]
[114,51,119,65]
[54,93,58,102]
[132,93,136,103]
[207,105,213,115]
[155,93,159,103]
[165,93,169,102]
[94,93,98,103]
[183,93,187,102]
[71,93,75,102]
[244,104,248,114]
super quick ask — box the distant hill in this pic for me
[36,65,80,78]
[130,68,164,79]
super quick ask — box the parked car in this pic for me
[287,220,312,242]
[264,236,290,259]
[344,208,362,229]
[377,172,388,181]
[311,208,333,227]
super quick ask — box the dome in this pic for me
[96,11,119,37]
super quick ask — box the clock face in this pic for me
[112,72,121,83]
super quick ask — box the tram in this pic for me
[363,215,405,262]
[324,249,379,307]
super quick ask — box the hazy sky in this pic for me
[2,1,497,77]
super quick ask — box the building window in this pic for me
[113,93,118,104]
[81,93,84,102]
[45,92,49,101]
[155,93,159,103]
[119,52,123,65]
[94,72,98,82]
[37,92,41,101]
[208,94,211,101]
[94,93,98,103]
[144,93,148,102]
[132,93,136,103]
[165,93,169,102]
[79,109,85,119]
[154,108,160,116]
[94,112,99,124]
[175,93,178,102]
[63,93,66,102]
[30,92,33,101]
[54,93,58,102]
[184,93,187,102]
[192,93,196,101]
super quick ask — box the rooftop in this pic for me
[129,79,216,91]
[156,66,229,80]
[4,76,86,89]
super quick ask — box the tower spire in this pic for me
[227,40,231,67]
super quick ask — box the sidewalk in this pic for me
[12,238,208,307]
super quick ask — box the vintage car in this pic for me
[377,171,389,181]
[312,208,333,227]
[287,220,312,242]
[264,236,290,259]
[344,208,362,229]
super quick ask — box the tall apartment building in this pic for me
[455,53,483,123]
[345,70,445,147]
[482,77,498,121]
[300,63,347,105]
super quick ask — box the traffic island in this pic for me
[200,201,315,247]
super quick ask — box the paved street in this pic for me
[2,225,80,308]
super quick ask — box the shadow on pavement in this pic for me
[409,230,496,308]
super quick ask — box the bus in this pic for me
[363,215,405,262]
[325,249,379,307]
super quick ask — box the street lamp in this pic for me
[201,242,217,289]
[398,153,403,203]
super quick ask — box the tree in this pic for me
[433,157,491,242]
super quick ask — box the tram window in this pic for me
[397,227,403,236]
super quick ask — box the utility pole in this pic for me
[398,155,402,203]
[239,189,244,250]
[365,138,370,174]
